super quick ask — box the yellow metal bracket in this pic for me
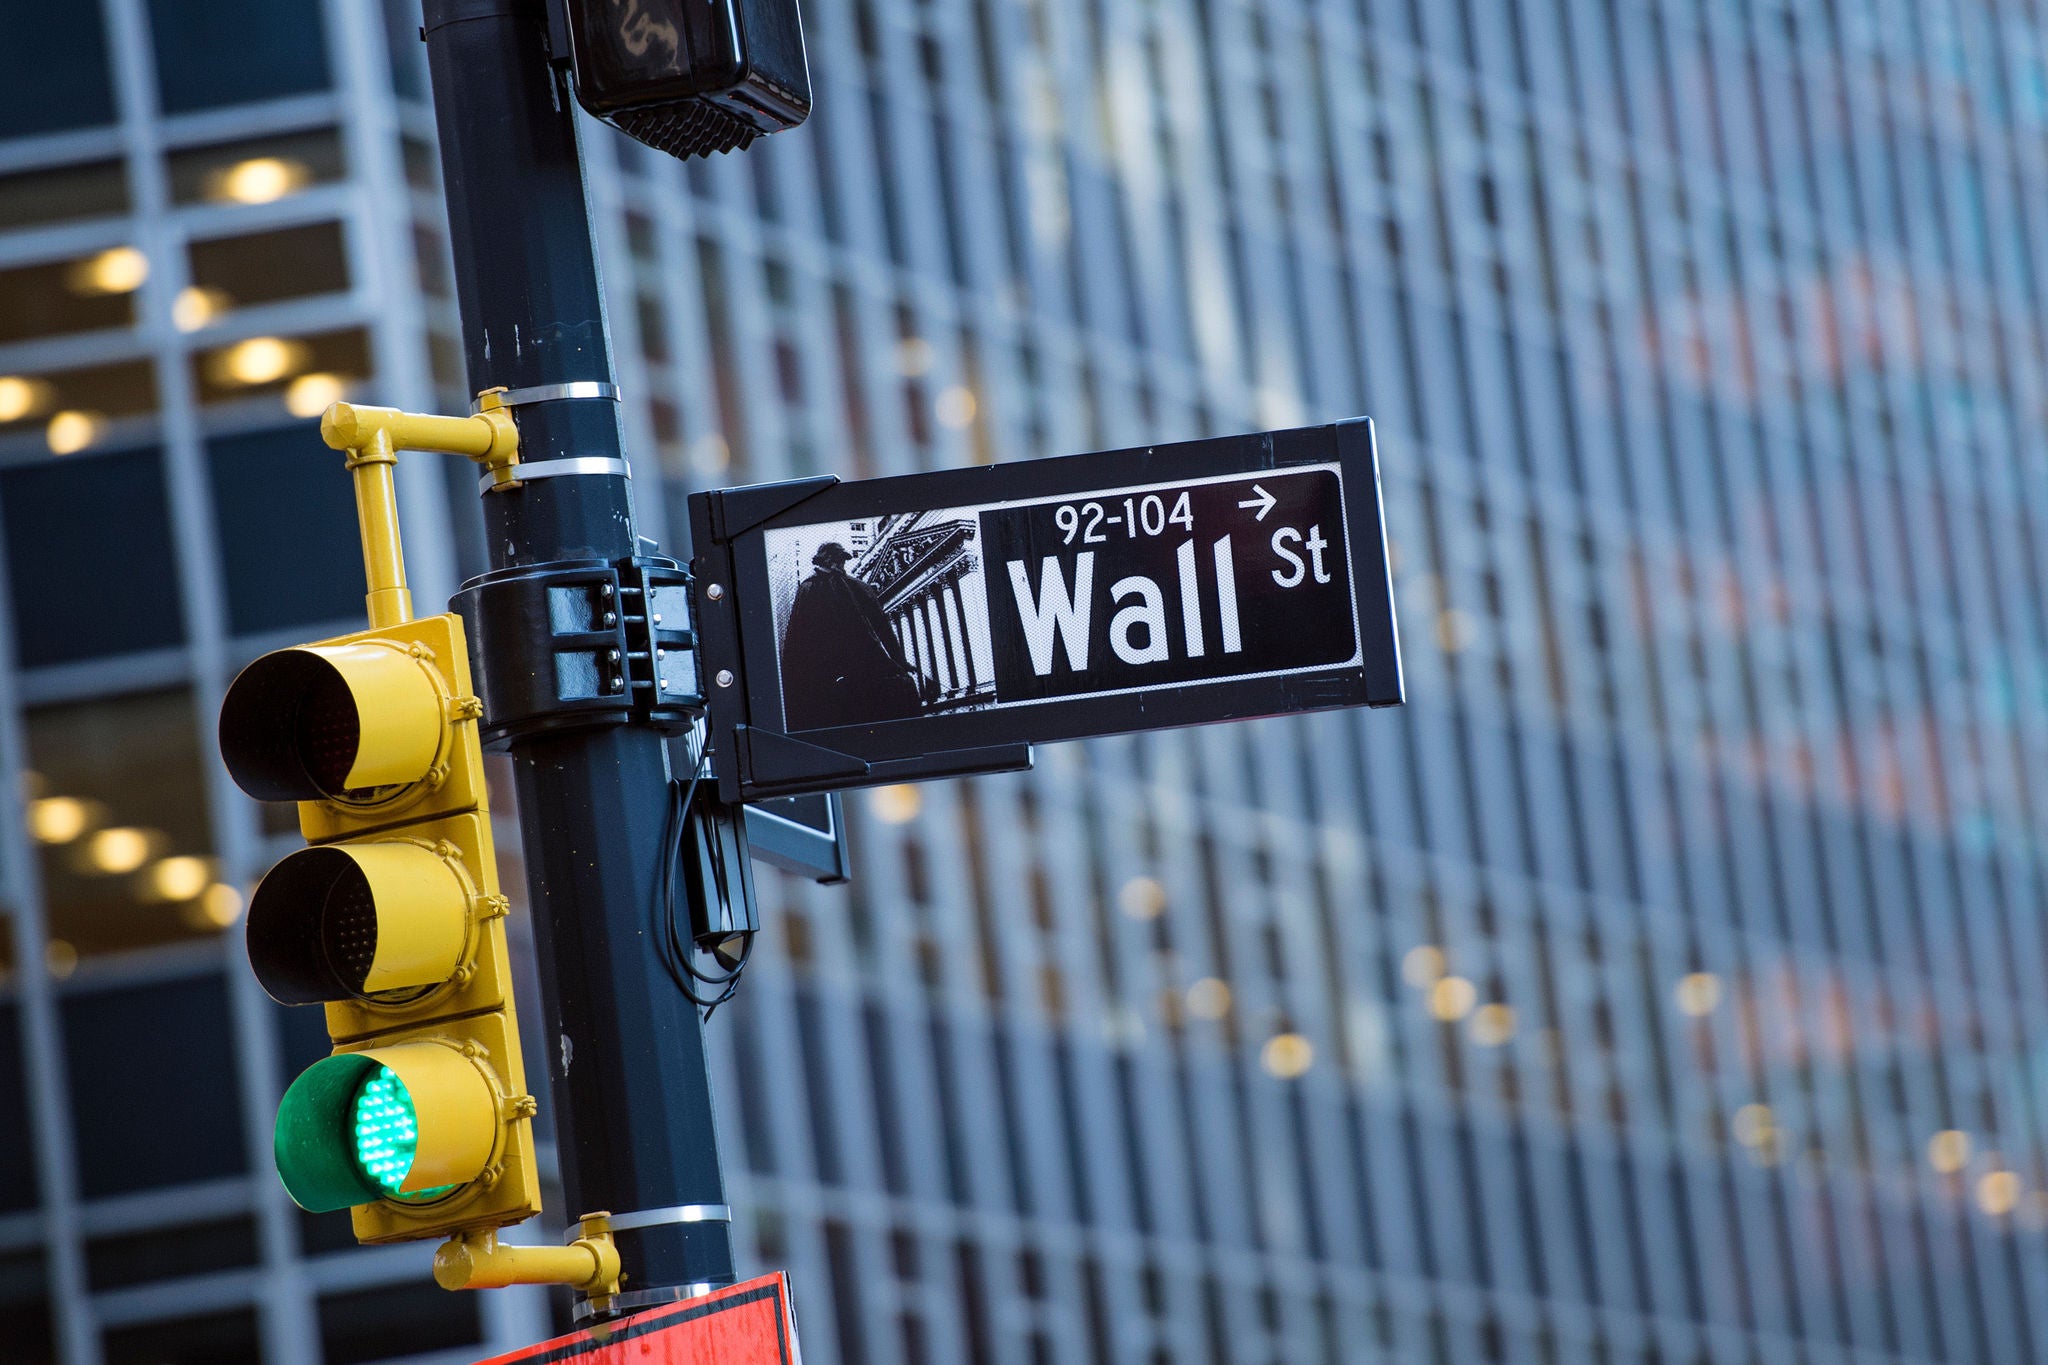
[432,1211,623,1304]
[319,396,522,628]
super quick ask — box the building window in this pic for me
[63,974,248,1198]
[0,249,144,347]
[167,128,346,207]
[26,688,223,961]
[0,1001,34,1214]
[0,0,115,139]
[191,327,370,410]
[102,1306,259,1365]
[185,220,351,319]
[206,423,362,635]
[146,0,332,116]
[2,446,185,668]
[0,358,157,455]
[0,161,130,232]
[318,1282,485,1363]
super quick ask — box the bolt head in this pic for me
[716,670,734,688]
[706,583,725,601]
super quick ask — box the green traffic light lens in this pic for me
[351,1066,455,1203]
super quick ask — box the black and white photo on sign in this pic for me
[765,510,997,732]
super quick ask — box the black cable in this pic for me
[657,727,754,1018]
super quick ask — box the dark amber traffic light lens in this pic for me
[220,642,443,803]
[246,844,470,1005]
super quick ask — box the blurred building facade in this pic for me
[4,1,2048,1363]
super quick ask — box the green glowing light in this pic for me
[350,1066,453,1203]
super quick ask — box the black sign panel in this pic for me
[689,420,1402,802]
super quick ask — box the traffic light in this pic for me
[220,609,541,1245]
[559,0,811,159]
[220,613,540,1244]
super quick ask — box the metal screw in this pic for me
[706,583,725,601]
[716,670,734,688]
[658,679,668,691]
[601,583,614,599]
[604,611,617,627]
[652,612,663,624]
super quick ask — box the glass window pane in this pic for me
[186,221,350,317]
[191,328,370,410]
[103,1306,258,1365]
[318,1282,484,1364]
[146,0,331,116]
[0,161,129,232]
[0,1249,52,1363]
[62,974,247,1198]
[167,128,345,208]
[0,249,144,346]
[86,1216,259,1291]
[0,0,115,139]
[207,423,362,635]
[0,359,158,453]
[25,688,223,961]
[0,996,35,1213]
[2,446,185,668]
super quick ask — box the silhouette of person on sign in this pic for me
[780,541,926,730]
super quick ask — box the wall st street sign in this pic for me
[690,419,1403,802]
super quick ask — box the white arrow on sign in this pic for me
[1237,484,1277,520]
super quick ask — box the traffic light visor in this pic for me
[247,843,470,1004]
[275,1044,499,1212]
[220,643,444,803]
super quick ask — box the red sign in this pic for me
[476,1273,801,1364]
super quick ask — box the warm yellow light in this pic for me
[216,336,307,386]
[172,285,232,331]
[145,855,211,902]
[1978,1170,2021,1216]
[1928,1129,1973,1175]
[1401,944,1446,989]
[85,826,152,874]
[1675,971,1723,1017]
[1185,977,1231,1020]
[869,784,922,825]
[28,796,92,845]
[1435,609,1474,652]
[67,245,148,296]
[44,940,78,979]
[0,375,53,423]
[284,372,345,418]
[213,156,310,205]
[1261,1032,1314,1079]
[1117,876,1166,920]
[895,336,934,377]
[1428,975,1477,1021]
[1470,1003,1518,1046]
[936,386,979,429]
[691,434,731,474]
[200,882,245,927]
[1731,1103,1775,1148]
[45,410,101,455]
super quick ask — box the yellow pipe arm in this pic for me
[319,397,524,628]
[321,399,521,485]
[432,1213,622,1301]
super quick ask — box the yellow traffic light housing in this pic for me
[219,402,546,1248]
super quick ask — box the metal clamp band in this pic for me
[471,381,619,413]
[573,1281,724,1322]
[479,456,631,491]
[599,1203,733,1234]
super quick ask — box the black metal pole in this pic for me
[420,0,735,1314]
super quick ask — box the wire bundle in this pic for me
[658,731,754,1019]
